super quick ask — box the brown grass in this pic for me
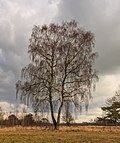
[59,125,120,132]
[0,125,120,132]
[0,126,120,143]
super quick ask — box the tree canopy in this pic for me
[16,20,98,129]
[101,102,120,125]
[97,87,120,126]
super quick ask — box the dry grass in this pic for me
[59,125,120,132]
[0,126,120,143]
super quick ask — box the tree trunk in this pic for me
[56,101,63,129]
[49,91,58,129]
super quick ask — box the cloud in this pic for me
[0,0,58,104]
[0,101,14,112]
[56,0,120,75]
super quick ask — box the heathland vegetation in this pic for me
[0,127,120,143]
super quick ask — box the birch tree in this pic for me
[16,20,98,129]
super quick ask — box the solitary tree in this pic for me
[16,20,98,129]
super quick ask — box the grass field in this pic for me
[0,126,120,143]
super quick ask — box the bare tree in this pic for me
[24,113,34,126]
[16,20,98,129]
[106,86,120,106]
[0,107,3,120]
[62,101,74,126]
[21,105,28,126]
[0,107,4,127]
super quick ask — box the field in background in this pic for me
[0,126,120,143]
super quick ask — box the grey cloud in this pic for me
[55,0,120,118]
[56,0,120,75]
[0,0,57,104]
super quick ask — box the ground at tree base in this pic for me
[0,126,120,143]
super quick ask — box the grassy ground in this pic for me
[0,126,120,143]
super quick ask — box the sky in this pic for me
[0,0,120,122]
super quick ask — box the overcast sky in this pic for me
[0,0,120,121]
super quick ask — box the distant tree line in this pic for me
[0,112,50,127]
[0,106,75,127]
